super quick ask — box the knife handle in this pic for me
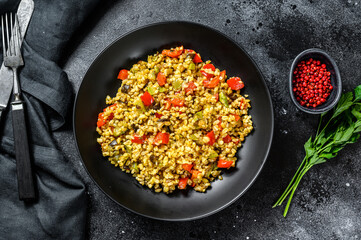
[11,100,36,201]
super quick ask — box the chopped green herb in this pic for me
[158,87,167,93]
[154,66,160,74]
[188,62,196,70]
[135,98,145,113]
[208,150,218,159]
[172,79,183,90]
[147,86,156,95]
[131,162,139,173]
[190,134,198,141]
[124,144,132,153]
[195,111,203,119]
[148,71,156,80]
[219,91,229,107]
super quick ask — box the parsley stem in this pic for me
[315,114,323,137]
[314,116,332,144]
[273,156,307,207]
[283,165,311,217]
[316,140,335,155]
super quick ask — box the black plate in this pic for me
[73,21,274,221]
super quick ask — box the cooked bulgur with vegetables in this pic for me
[96,46,253,193]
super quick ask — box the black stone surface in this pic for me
[33,0,361,239]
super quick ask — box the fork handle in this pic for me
[11,100,36,201]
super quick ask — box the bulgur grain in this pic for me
[96,46,253,193]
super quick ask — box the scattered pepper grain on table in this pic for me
[96,46,253,193]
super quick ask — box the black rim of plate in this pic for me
[73,21,274,221]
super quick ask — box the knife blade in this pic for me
[0,0,34,121]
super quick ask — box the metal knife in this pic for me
[0,0,34,121]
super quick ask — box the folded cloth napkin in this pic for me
[0,0,100,239]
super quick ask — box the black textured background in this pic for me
[58,0,360,239]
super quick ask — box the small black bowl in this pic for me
[289,48,342,114]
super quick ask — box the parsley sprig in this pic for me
[273,85,361,217]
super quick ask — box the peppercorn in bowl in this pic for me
[96,46,253,193]
[289,48,342,114]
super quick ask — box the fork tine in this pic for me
[10,12,15,56]
[1,15,5,57]
[5,13,10,55]
[11,12,15,56]
[14,14,20,56]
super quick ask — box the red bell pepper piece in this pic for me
[154,132,170,145]
[178,177,188,189]
[131,134,146,144]
[240,98,246,110]
[231,114,240,121]
[155,113,163,118]
[164,99,172,110]
[201,64,216,78]
[191,170,201,187]
[140,91,154,106]
[108,113,114,121]
[185,49,202,63]
[97,113,105,128]
[171,98,185,107]
[203,70,225,88]
[182,164,193,172]
[227,77,244,90]
[218,116,222,130]
[214,93,219,102]
[117,69,128,80]
[193,53,202,64]
[185,81,197,94]
[157,72,167,86]
[104,103,117,111]
[217,159,233,168]
[191,170,200,180]
[206,131,216,146]
[223,135,232,143]
[162,46,184,58]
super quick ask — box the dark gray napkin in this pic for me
[0,0,100,239]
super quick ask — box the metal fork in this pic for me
[2,13,35,200]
